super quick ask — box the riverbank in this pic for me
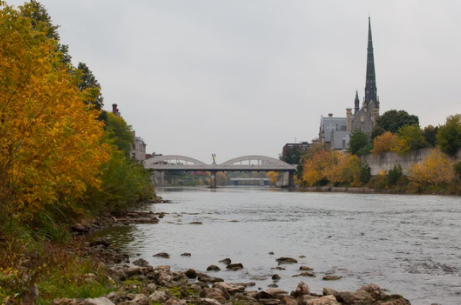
[54,209,412,305]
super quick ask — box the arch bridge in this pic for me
[144,155,296,188]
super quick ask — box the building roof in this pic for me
[332,130,350,150]
[320,116,347,142]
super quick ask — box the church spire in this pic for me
[364,17,377,107]
[354,90,360,114]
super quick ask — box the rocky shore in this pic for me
[56,205,413,305]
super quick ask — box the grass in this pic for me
[0,221,117,304]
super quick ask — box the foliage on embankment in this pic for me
[0,2,154,303]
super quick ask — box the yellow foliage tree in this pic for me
[371,131,398,155]
[302,150,333,186]
[266,171,280,185]
[0,4,111,220]
[407,148,455,185]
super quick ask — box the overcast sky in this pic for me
[8,0,461,163]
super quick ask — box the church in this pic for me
[319,18,380,150]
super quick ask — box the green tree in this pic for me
[422,125,439,147]
[376,110,419,134]
[371,125,385,140]
[77,62,104,110]
[395,125,430,155]
[104,112,134,157]
[348,128,369,155]
[280,146,304,165]
[20,0,72,65]
[437,114,461,157]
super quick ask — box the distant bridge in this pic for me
[144,155,296,188]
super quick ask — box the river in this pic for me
[98,186,461,305]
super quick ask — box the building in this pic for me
[319,17,380,149]
[282,142,311,161]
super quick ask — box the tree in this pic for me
[407,148,455,185]
[376,110,419,134]
[0,4,111,220]
[371,125,385,140]
[394,125,430,155]
[437,114,461,157]
[105,113,134,157]
[422,125,438,147]
[266,171,280,185]
[20,0,72,65]
[280,146,303,165]
[77,62,104,111]
[371,131,398,155]
[348,128,369,155]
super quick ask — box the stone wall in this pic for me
[361,148,461,176]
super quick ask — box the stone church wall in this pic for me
[361,148,461,176]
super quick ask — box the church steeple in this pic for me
[354,90,360,114]
[364,17,377,107]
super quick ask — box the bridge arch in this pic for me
[220,155,292,168]
[144,155,207,167]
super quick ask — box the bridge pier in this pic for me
[288,171,294,188]
[210,171,217,188]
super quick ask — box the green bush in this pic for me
[453,161,461,180]
[360,162,371,183]
[387,164,403,186]
[84,152,154,213]
[369,175,387,190]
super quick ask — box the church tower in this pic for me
[364,17,378,108]
[354,90,360,114]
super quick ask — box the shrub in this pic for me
[394,125,430,155]
[348,129,369,155]
[387,164,403,186]
[407,148,455,186]
[360,162,371,184]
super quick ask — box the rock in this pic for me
[89,238,110,248]
[207,265,221,271]
[226,263,244,270]
[132,258,149,267]
[276,257,298,264]
[83,297,115,305]
[299,255,306,258]
[153,252,170,258]
[281,295,298,305]
[380,294,411,305]
[83,273,98,283]
[105,292,119,303]
[219,258,231,265]
[304,295,339,305]
[322,288,338,296]
[322,275,342,281]
[194,298,222,305]
[148,290,169,303]
[233,282,256,287]
[271,267,286,270]
[292,281,310,298]
[120,294,149,305]
[146,283,157,293]
[254,290,275,300]
[71,223,89,234]
[334,290,374,304]
[185,268,197,279]
[109,266,127,281]
[260,299,281,305]
[197,273,224,283]
[200,287,229,302]
[180,253,191,256]
[52,299,79,305]
[357,284,382,300]
[190,221,203,225]
[164,298,182,305]
[212,282,245,294]
[264,288,288,298]
[272,274,281,280]
[299,266,313,271]
[269,252,274,255]
[293,272,316,277]
[268,283,278,288]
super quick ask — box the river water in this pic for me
[99,187,461,305]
